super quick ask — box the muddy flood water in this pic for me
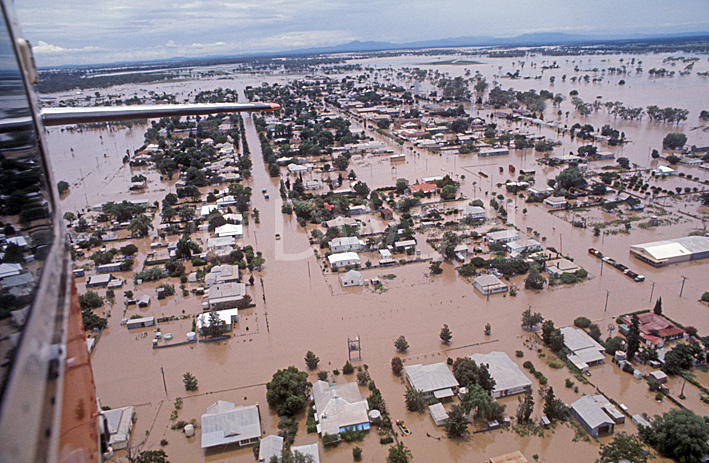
[48,51,709,463]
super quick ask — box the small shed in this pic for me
[429,403,448,426]
[126,316,155,329]
[138,295,151,307]
[649,370,668,384]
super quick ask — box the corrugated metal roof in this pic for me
[470,352,531,395]
[404,362,459,394]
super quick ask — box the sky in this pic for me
[13,0,709,67]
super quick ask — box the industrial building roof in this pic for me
[630,236,709,262]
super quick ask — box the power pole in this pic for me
[649,282,655,303]
[160,366,168,396]
[679,276,687,298]
[604,290,610,312]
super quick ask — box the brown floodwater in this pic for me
[48,53,709,463]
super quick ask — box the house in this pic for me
[544,258,582,278]
[409,183,438,194]
[620,312,684,341]
[207,236,236,252]
[470,352,532,398]
[291,443,320,463]
[87,274,112,288]
[258,435,283,463]
[103,406,135,450]
[205,265,239,288]
[570,395,617,437]
[394,240,416,251]
[649,370,668,383]
[652,166,676,176]
[506,239,542,256]
[0,263,22,279]
[560,327,605,372]
[380,208,394,220]
[462,206,486,220]
[215,224,244,238]
[404,362,459,399]
[679,157,702,166]
[486,229,520,245]
[479,147,509,157]
[200,204,218,217]
[312,380,370,436]
[97,262,124,273]
[429,403,448,426]
[201,402,261,448]
[489,451,529,463]
[329,236,364,253]
[328,252,360,270]
[126,316,154,329]
[340,270,364,287]
[543,196,567,209]
[473,274,508,296]
[348,205,368,215]
[206,283,247,310]
[1,273,35,296]
[325,217,358,230]
[197,308,239,335]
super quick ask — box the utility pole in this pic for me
[560,233,563,254]
[649,282,655,303]
[600,258,604,276]
[604,290,610,312]
[679,276,687,298]
[160,366,168,396]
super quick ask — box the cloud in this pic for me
[33,41,104,55]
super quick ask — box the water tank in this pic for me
[186,332,197,341]
[368,409,381,422]
[184,424,195,437]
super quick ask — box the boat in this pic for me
[396,419,411,435]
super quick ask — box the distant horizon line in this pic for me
[36,29,709,70]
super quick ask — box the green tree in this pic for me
[202,311,226,338]
[599,432,648,463]
[524,266,546,289]
[626,314,641,362]
[128,214,153,237]
[369,190,383,210]
[353,181,370,198]
[429,261,443,275]
[404,387,427,412]
[516,392,534,424]
[554,166,587,190]
[386,442,412,463]
[521,307,544,330]
[63,211,76,222]
[438,231,460,260]
[663,343,703,375]
[136,449,170,463]
[639,408,709,463]
[57,180,70,194]
[653,297,662,315]
[541,320,556,345]
[662,132,687,149]
[445,404,471,438]
[391,357,403,375]
[304,351,319,370]
[440,324,452,344]
[266,366,311,417]
[543,387,568,421]
[617,157,630,169]
[79,291,104,310]
[333,154,349,171]
[395,178,409,195]
[394,335,409,352]
[440,184,457,200]
[183,372,198,392]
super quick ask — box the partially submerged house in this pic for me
[473,274,508,296]
[197,308,239,335]
[560,327,605,372]
[570,395,622,437]
[486,229,520,245]
[329,236,364,253]
[544,258,582,278]
[205,283,247,310]
[103,406,136,450]
[312,380,370,436]
[328,252,360,270]
[339,270,364,287]
[469,351,532,398]
[205,265,239,288]
[404,362,459,400]
[201,401,261,448]
[429,403,448,426]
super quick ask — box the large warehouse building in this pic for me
[629,236,709,267]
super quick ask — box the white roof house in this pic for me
[543,196,568,209]
[201,401,261,448]
[291,443,320,463]
[570,395,615,437]
[404,362,459,399]
[544,258,582,278]
[462,206,486,219]
[328,252,360,270]
[486,229,520,244]
[312,380,370,436]
[205,265,239,287]
[103,406,135,450]
[340,270,364,287]
[506,239,542,256]
[560,327,605,372]
[208,236,236,251]
[215,224,244,238]
[258,435,283,463]
[200,204,219,217]
[329,236,364,253]
[197,308,239,334]
[0,263,22,279]
[473,274,508,295]
[207,283,247,310]
[470,352,532,398]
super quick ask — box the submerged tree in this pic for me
[440,324,452,344]
[304,351,320,370]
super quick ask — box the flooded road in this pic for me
[47,53,709,463]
